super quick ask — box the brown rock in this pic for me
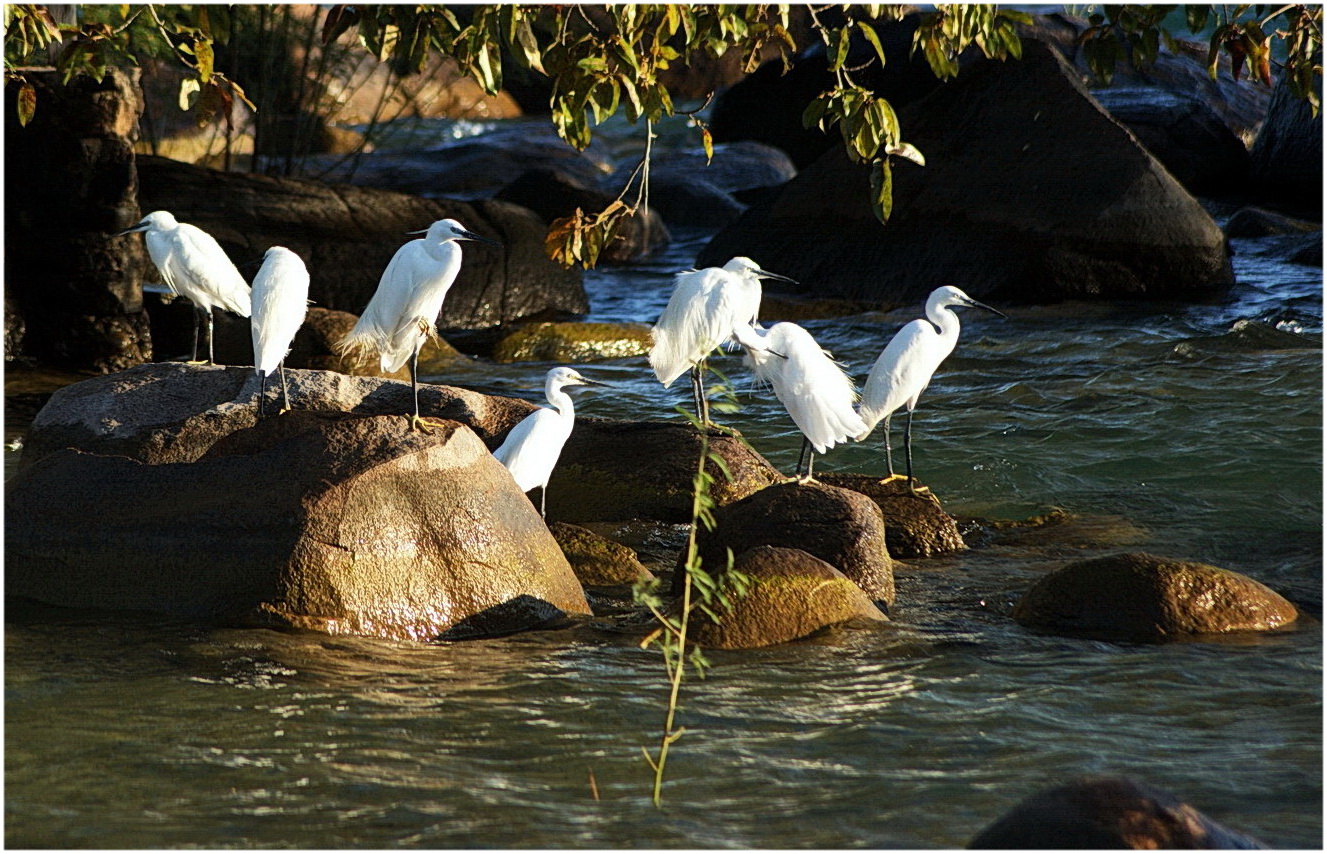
[491,321,653,364]
[818,472,966,557]
[1013,552,1299,641]
[6,412,590,640]
[549,522,653,586]
[968,777,1267,849]
[682,480,895,605]
[689,546,887,649]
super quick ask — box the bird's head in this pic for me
[115,210,176,236]
[410,219,502,248]
[931,285,1007,319]
[546,366,608,392]
[724,256,797,285]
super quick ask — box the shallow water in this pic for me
[6,123,1323,847]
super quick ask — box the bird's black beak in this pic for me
[114,221,149,236]
[578,378,610,388]
[966,298,1008,319]
[757,269,798,285]
[458,229,502,247]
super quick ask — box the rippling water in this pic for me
[6,128,1323,846]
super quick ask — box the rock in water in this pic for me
[689,546,888,649]
[6,412,590,641]
[817,473,966,557]
[968,777,1268,849]
[1012,552,1298,641]
[698,40,1233,304]
[549,522,653,587]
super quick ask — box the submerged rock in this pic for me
[699,40,1233,305]
[689,546,888,649]
[1012,551,1299,641]
[817,473,966,558]
[491,321,653,363]
[681,480,895,605]
[550,522,653,586]
[968,776,1268,849]
[6,412,590,640]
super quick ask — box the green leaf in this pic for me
[801,95,829,131]
[193,38,214,83]
[856,21,887,65]
[885,141,926,166]
[870,157,894,223]
[16,80,36,127]
[515,18,545,74]
[701,127,714,164]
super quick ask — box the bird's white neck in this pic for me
[925,303,961,340]
[545,381,575,418]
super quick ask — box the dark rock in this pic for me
[17,362,537,471]
[5,412,590,640]
[493,168,670,263]
[1225,206,1320,239]
[689,546,887,649]
[760,295,876,321]
[638,176,746,228]
[968,777,1267,849]
[699,40,1234,305]
[1012,551,1299,641]
[1250,74,1323,218]
[817,473,966,558]
[1092,87,1250,197]
[136,155,588,333]
[545,421,784,524]
[6,67,152,372]
[5,295,26,361]
[491,321,652,363]
[1289,232,1323,267]
[550,522,653,586]
[681,480,895,605]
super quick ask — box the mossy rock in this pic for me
[549,522,653,586]
[690,546,887,649]
[1013,551,1299,641]
[492,321,652,363]
[817,473,966,558]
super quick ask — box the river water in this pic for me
[6,125,1323,846]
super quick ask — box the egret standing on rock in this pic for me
[116,210,252,365]
[493,367,607,519]
[742,322,867,482]
[857,285,1007,493]
[649,256,796,426]
[250,247,310,417]
[337,218,500,432]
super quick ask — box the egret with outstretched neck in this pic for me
[649,256,796,426]
[337,218,500,432]
[493,367,608,518]
[743,321,866,482]
[856,285,1006,493]
[250,246,310,417]
[116,210,252,365]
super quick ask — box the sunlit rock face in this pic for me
[7,411,590,641]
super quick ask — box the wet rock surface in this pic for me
[491,321,653,363]
[689,546,888,649]
[817,473,967,558]
[6,412,590,641]
[1012,551,1299,641]
[968,776,1268,849]
[550,522,653,587]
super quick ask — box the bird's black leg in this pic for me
[883,414,895,477]
[205,309,216,366]
[258,370,268,417]
[691,362,710,426]
[279,362,290,413]
[539,486,547,520]
[189,308,203,363]
[797,436,817,482]
[408,349,438,433]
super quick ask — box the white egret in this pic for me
[493,367,608,519]
[742,322,867,482]
[649,256,796,425]
[116,210,252,365]
[337,218,500,432]
[250,247,310,417]
[856,285,1007,492]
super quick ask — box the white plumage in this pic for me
[857,285,1006,487]
[117,210,251,364]
[649,256,795,424]
[743,321,867,480]
[250,247,310,416]
[493,367,606,518]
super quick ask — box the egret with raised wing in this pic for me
[493,367,608,519]
[857,285,1006,493]
[250,246,310,417]
[337,218,500,432]
[743,322,866,482]
[116,210,252,365]
[649,256,795,426]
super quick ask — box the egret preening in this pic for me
[856,285,1007,493]
[493,367,607,519]
[742,322,867,482]
[649,256,796,426]
[250,247,310,417]
[116,210,252,365]
[337,218,500,432]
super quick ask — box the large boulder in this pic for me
[689,546,888,649]
[968,777,1267,849]
[16,362,537,471]
[817,473,966,557]
[549,522,653,587]
[1249,73,1324,217]
[6,412,591,640]
[1012,552,1299,641]
[680,481,896,605]
[491,321,652,363]
[135,154,588,336]
[699,40,1234,305]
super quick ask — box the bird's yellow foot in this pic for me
[185,359,211,366]
[878,473,909,486]
[409,414,448,433]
